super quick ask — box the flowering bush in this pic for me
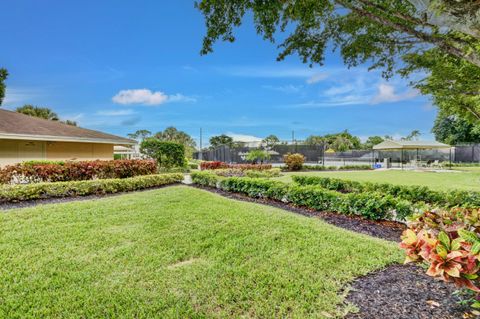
[400,208,480,308]
[283,153,305,171]
[200,161,272,170]
[0,160,157,184]
[200,161,228,170]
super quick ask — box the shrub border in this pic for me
[0,173,183,203]
[191,171,415,221]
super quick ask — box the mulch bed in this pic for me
[191,185,405,242]
[192,185,475,319]
[346,264,472,319]
[1,182,474,318]
[0,184,179,211]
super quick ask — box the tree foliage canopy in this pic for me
[140,138,186,168]
[128,130,152,141]
[305,130,361,151]
[16,105,59,121]
[262,134,280,149]
[196,0,480,121]
[209,134,234,149]
[246,149,270,163]
[155,127,196,158]
[432,111,480,145]
[15,105,78,126]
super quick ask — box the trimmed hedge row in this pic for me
[292,175,480,208]
[279,164,372,171]
[0,160,158,184]
[200,161,272,171]
[191,171,414,220]
[0,173,183,203]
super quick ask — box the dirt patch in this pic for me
[345,264,472,319]
[191,185,405,242]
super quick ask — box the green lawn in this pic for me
[276,168,480,191]
[0,186,401,318]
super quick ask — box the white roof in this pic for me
[373,140,450,150]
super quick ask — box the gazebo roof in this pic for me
[372,140,450,150]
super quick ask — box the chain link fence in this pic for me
[194,143,480,167]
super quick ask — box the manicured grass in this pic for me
[276,168,480,191]
[0,186,401,318]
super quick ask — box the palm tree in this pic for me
[16,105,59,121]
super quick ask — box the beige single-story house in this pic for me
[0,109,136,167]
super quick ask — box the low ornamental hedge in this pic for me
[293,175,480,208]
[191,171,414,220]
[279,164,372,171]
[0,173,183,203]
[400,208,480,309]
[0,160,158,184]
[200,161,272,171]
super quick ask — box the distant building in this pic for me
[0,109,136,166]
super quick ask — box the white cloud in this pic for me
[370,84,418,104]
[112,89,195,105]
[306,73,328,84]
[96,109,135,116]
[262,84,303,94]
[226,132,263,142]
[3,87,42,106]
[167,93,197,103]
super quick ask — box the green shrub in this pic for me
[0,173,183,203]
[283,153,305,171]
[190,174,415,220]
[279,164,372,171]
[140,138,186,169]
[292,175,480,208]
[188,162,199,170]
[245,168,281,178]
[191,171,220,188]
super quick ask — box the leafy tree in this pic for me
[0,68,8,106]
[305,130,361,151]
[246,149,270,164]
[155,127,196,158]
[16,105,59,121]
[196,0,480,122]
[196,1,480,71]
[401,48,480,122]
[209,134,234,149]
[16,105,78,125]
[140,138,186,169]
[262,134,280,149]
[305,135,325,146]
[432,112,480,145]
[363,136,384,149]
[128,129,152,141]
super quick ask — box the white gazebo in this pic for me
[372,140,451,169]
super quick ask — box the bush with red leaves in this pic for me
[0,160,157,184]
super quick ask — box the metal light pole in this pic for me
[199,128,203,161]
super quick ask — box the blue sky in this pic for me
[1,0,436,144]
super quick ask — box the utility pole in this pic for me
[199,128,203,161]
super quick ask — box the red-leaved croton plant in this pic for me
[400,208,480,307]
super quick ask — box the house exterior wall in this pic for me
[46,142,113,161]
[0,139,114,166]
